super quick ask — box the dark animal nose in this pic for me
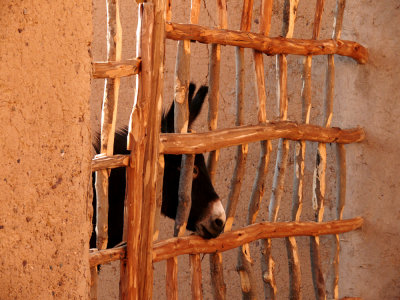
[213,217,225,232]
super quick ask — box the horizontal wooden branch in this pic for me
[160,121,365,154]
[89,245,126,267]
[153,217,363,262]
[91,154,130,172]
[90,123,364,165]
[89,217,362,266]
[165,22,368,64]
[92,59,141,78]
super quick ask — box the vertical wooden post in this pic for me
[265,1,299,299]
[121,0,165,298]
[286,1,325,299]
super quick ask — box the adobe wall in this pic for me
[0,1,92,299]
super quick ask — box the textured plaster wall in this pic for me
[0,1,93,299]
[90,0,400,299]
[335,1,400,298]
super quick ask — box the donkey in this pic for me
[91,83,226,248]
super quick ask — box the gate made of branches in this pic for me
[89,0,367,299]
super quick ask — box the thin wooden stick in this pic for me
[91,154,129,172]
[207,42,221,183]
[168,1,202,298]
[209,252,226,300]
[174,155,195,236]
[90,266,98,300]
[172,37,193,237]
[166,257,178,300]
[92,59,140,79]
[95,0,122,252]
[332,143,346,299]
[153,154,165,241]
[208,1,227,299]
[236,0,272,299]
[233,7,254,289]
[190,254,204,300]
[311,1,345,299]
[265,2,299,298]
[207,0,227,182]
[166,0,172,22]
[92,2,122,297]
[232,1,256,299]
[165,23,368,64]
[330,2,346,299]
[190,0,201,24]
[159,122,365,154]
[88,217,363,267]
[251,1,274,298]
[167,24,191,300]
[286,1,325,299]
[215,62,249,289]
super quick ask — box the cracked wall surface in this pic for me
[0,1,93,299]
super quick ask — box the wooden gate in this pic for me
[89,0,368,299]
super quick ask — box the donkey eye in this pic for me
[193,166,199,178]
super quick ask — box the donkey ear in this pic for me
[162,84,196,133]
[188,83,196,103]
[162,83,208,133]
[189,85,208,127]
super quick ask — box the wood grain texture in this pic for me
[91,154,129,172]
[92,59,140,78]
[190,254,204,300]
[160,122,365,154]
[165,22,368,64]
[152,218,363,262]
[88,217,363,267]
[122,2,165,298]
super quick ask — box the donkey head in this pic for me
[161,84,226,238]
